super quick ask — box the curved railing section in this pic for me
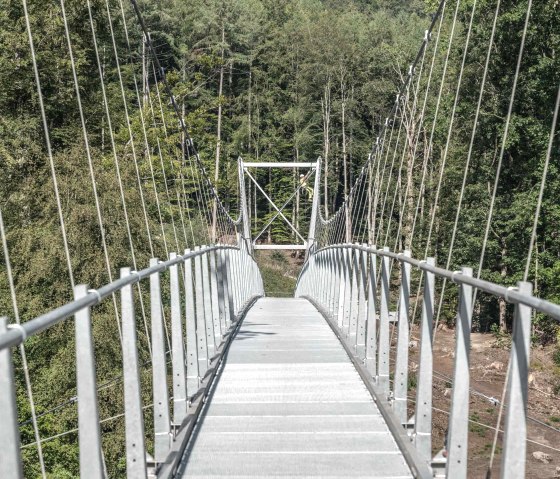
[296,243,559,479]
[0,245,264,478]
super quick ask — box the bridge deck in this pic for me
[177,298,412,478]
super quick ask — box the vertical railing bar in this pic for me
[394,250,411,425]
[446,266,473,479]
[120,267,147,478]
[0,317,23,479]
[356,244,368,358]
[149,260,171,463]
[216,250,227,334]
[349,247,360,345]
[74,285,104,478]
[184,250,199,399]
[414,257,435,463]
[224,249,235,322]
[169,253,187,425]
[201,248,216,358]
[500,281,532,478]
[209,250,222,346]
[377,247,391,396]
[194,247,208,377]
[365,246,378,377]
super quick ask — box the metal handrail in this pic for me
[0,244,240,351]
[295,242,541,478]
[307,243,560,321]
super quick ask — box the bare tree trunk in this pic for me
[499,245,508,332]
[322,78,331,219]
[212,22,226,242]
[341,88,350,243]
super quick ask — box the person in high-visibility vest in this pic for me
[299,174,313,200]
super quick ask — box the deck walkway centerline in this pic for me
[177,298,412,478]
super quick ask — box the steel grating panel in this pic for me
[177,298,412,478]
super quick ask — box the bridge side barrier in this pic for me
[295,243,553,479]
[0,245,264,478]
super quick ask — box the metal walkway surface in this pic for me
[177,297,412,478]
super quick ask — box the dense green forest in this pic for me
[1,0,559,476]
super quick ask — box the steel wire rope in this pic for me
[128,0,239,241]
[473,0,533,306]
[408,1,447,246]
[103,0,155,258]
[146,77,188,249]
[86,1,141,275]
[523,81,560,282]
[0,207,45,477]
[431,0,501,332]
[485,5,533,468]
[406,0,458,320]
[376,103,407,246]
[61,0,121,338]
[418,0,478,333]
[103,0,156,355]
[388,49,429,252]
[147,62,197,245]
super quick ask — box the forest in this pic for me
[0,0,559,476]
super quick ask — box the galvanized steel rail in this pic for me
[0,244,264,478]
[296,243,546,478]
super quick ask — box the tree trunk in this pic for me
[212,21,226,241]
[322,79,331,219]
[341,89,350,243]
[499,245,508,332]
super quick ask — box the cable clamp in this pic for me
[8,323,27,342]
[424,29,430,42]
[87,289,102,304]
[451,270,463,284]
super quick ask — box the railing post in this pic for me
[342,247,352,333]
[216,249,227,334]
[169,253,187,425]
[337,249,346,328]
[209,250,222,346]
[500,281,532,478]
[148,261,171,462]
[414,257,435,462]
[224,249,235,321]
[394,250,411,424]
[349,246,360,346]
[0,318,23,479]
[74,285,104,478]
[365,246,378,377]
[446,267,473,479]
[120,268,147,478]
[356,244,368,358]
[201,248,216,358]
[329,249,336,315]
[194,247,208,376]
[377,247,391,396]
[184,250,199,398]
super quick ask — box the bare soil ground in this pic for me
[407,326,560,478]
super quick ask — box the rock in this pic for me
[532,451,552,464]
[409,340,418,348]
[444,388,452,397]
[528,373,536,387]
[489,361,504,371]
[555,466,560,478]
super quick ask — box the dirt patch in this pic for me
[406,327,560,478]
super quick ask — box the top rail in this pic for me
[310,244,560,322]
[0,245,240,351]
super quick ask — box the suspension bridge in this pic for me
[1,0,559,477]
